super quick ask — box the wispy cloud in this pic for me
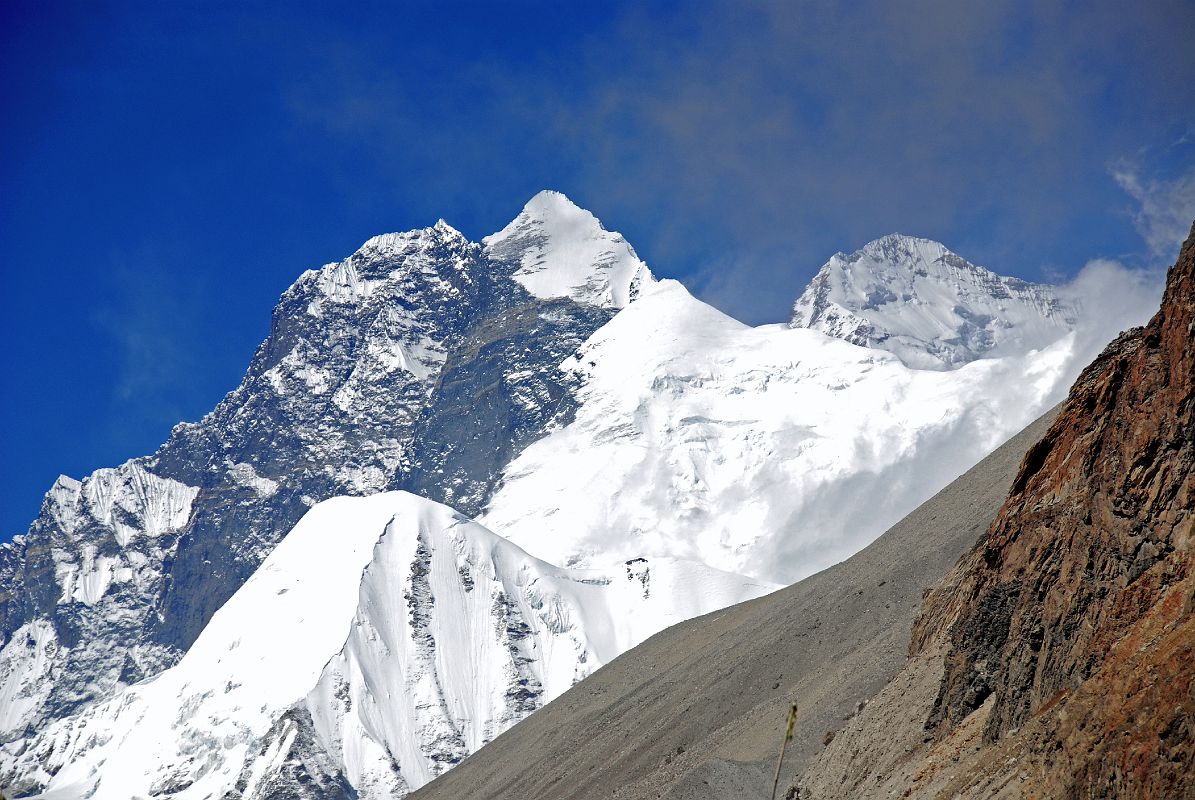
[282,0,1195,322]
[1111,162,1195,260]
[1059,257,1165,358]
[92,249,208,432]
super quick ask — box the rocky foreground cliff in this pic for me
[799,222,1194,798]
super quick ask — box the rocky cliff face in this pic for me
[916,220,1193,794]
[800,222,1193,799]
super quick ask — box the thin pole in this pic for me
[770,701,799,800]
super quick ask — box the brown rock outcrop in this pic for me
[905,220,1195,796]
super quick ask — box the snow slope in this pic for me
[790,234,1078,369]
[480,278,1086,583]
[484,190,655,308]
[8,492,773,799]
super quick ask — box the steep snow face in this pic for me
[6,494,392,800]
[303,500,769,796]
[484,190,655,308]
[790,234,1078,369]
[480,279,1084,584]
[5,493,772,799]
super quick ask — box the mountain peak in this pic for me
[357,218,467,256]
[790,234,1078,369]
[519,189,587,219]
[856,232,950,260]
[483,191,655,309]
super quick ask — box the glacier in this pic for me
[479,277,1080,582]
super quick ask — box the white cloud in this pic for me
[1112,163,1195,259]
[1058,257,1164,363]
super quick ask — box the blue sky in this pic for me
[2,0,1193,539]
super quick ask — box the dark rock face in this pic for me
[151,225,491,652]
[912,221,1195,796]
[0,222,613,738]
[227,707,361,800]
[396,298,613,516]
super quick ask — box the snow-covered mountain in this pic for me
[478,278,1081,583]
[790,234,1079,369]
[0,191,1153,798]
[1,193,621,744]
[6,493,771,799]
[483,190,655,308]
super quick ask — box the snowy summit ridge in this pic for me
[790,233,1079,369]
[484,190,655,309]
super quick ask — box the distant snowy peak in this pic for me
[483,190,655,309]
[790,233,1079,369]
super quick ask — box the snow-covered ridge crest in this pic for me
[483,189,655,309]
[790,233,1079,369]
[7,492,773,799]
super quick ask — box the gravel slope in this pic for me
[411,407,1060,800]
